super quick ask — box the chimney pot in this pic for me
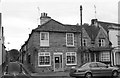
[40,12,51,25]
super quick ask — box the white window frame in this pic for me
[83,38,87,47]
[98,39,105,47]
[66,33,74,46]
[66,52,77,65]
[38,52,51,66]
[83,53,91,63]
[117,35,120,46]
[40,32,49,46]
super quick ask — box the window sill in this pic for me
[66,45,75,47]
[66,63,77,66]
[38,65,51,67]
[40,46,50,48]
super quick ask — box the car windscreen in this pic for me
[81,63,89,68]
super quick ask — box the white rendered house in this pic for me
[109,25,120,66]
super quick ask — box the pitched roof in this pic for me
[82,24,100,40]
[34,19,82,33]
[97,21,120,32]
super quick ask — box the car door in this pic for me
[97,62,112,76]
[89,63,101,76]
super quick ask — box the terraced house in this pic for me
[20,13,113,73]
[20,13,82,73]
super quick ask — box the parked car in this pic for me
[2,61,32,78]
[69,62,120,78]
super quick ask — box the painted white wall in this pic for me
[109,29,119,66]
[0,26,2,65]
[0,13,2,65]
[118,1,120,24]
[109,29,118,47]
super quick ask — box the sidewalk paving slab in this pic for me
[31,71,70,76]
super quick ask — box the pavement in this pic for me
[31,71,74,78]
[31,72,69,76]
[30,71,120,78]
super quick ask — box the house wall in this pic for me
[95,28,109,47]
[0,30,2,65]
[109,29,120,66]
[118,1,120,24]
[0,13,2,65]
[94,28,111,64]
[109,30,118,47]
[82,28,91,48]
[30,31,81,73]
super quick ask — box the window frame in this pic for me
[98,38,105,47]
[40,32,49,47]
[83,38,88,47]
[38,52,51,67]
[100,52,110,62]
[66,52,77,65]
[117,35,120,46]
[66,33,74,47]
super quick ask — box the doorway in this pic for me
[54,53,63,71]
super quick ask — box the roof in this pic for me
[98,21,120,32]
[89,47,113,52]
[34,19,82,33]
[82,24,100,40]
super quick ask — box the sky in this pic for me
[0,0,120,50]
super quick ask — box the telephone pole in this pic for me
[80,5,83,64]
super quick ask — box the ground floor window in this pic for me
[115,52,120,65]
[38,52,51,66]
[100,52,110,62]
[83,53,91,63]
[66,52,77,65]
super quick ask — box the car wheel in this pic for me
[112,71,118,78]
[85,73,92,78]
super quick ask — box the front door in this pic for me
[54,53,63,71]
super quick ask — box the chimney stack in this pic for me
[91,19,98,27]
[40,12,51,25]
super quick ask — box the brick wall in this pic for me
[30,31,81,73]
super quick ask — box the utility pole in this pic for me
[80,5,83,49]
[80,5,82,26]
[80,5,83,64]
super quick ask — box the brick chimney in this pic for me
[40,12,51,25]
[91,19,98,27]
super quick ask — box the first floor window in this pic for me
[66,52,76,65]
[118,36,120,46]
[38,52,50,66]
[98,39,105,47]
[100,52,110,61]
[66,33,74,46]
[83,39,88,46]
[40,32,49,46]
